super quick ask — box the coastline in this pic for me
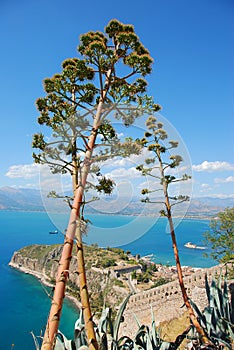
[0,208,213,221]
[8,261,81,311]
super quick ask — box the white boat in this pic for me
[49,230,58,234]
[184,242,206,250]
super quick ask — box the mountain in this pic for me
[0,186,233,216]
[0,186,70,212]
[0,187,44,211]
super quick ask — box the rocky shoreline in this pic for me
[9,259,82,310]
[8,244,129,315]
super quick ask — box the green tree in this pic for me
[136,116,213,346]
[33,20,159,350]
[204,207,234,263]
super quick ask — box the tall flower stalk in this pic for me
[136,116,213,346]
[33,20,159,350]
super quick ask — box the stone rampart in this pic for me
[120,264,227,338]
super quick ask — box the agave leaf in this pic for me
[113,294,131,341]
[205,274,211,304]
[223,278,232,322]
[55,332,73,350]
[173,325,192,349]
[213,297,222,321]
[133,342,144,350]
[99,333,108,350]
[189,299,207,328]
[227,323,234,341]
[31,331,41,350]
[98,307,111,335]
[223,278,229,302]
[224,299,231,323]
[210,276,226,321]
[209,279,218,309]
[146,331,154,350]
[74,309,85,333]
[73,310,87,348]
[150,305,159,346]
[159,342,172,350]
[216,283,225,318]
[214,305,222,323]
[211,335,232,350]
[94,309,111,348]
[133,312,142,329]
[54,340,66,350]
[134,325,148,348]
[118,335,133,349]
[202,307,213,335]
[73,330,87,349]
[217,271,222,290]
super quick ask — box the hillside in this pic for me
[8,243,196,315]
[9,244,135,315]
[10,244,232,346]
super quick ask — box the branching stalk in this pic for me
[157,150,213,346]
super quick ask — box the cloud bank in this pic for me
[192,161,234,172]
[5,163,40,179]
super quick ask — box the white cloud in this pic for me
[100,148,153,169]
[105,167,141,180]
[205,193,234,199]
[201,183,210,188]
[10,183,40,190]
[198,183,213,194]
[5,163,40,179]
[192,161,234,172]
[214,176,234,184]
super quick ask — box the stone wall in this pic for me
[120,264,227,338]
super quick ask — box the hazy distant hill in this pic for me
[0,187,44,211]
[0,187,69,212]
[0,186,233,217]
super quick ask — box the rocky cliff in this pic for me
[9,244,128,313]
[9,244,233,343]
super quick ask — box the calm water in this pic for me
[0,211,215,349]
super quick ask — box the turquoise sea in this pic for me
[0,211,215,349]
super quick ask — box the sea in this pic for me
[0,210,216,350]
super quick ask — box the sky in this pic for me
[0,0,233,199]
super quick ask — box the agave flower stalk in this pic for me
[137,116,213,346]
[35,20,158,350]
[41,100,107,350]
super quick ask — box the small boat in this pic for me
[49,230,58,234]
[184,242,206,250]
[142,254,154,261]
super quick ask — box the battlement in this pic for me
[120,264,228,337]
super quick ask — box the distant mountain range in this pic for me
[0,186,233,218]
[0,187,44,211]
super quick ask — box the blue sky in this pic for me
[0,0,233,198]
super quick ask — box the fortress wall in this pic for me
[120,265,226,337]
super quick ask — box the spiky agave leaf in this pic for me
[73,310,88,349]
[96,307,111,350]
[134,325,149,348]
[133,312,142,329]
[190,275,234,348]
[150,305,161,347]
[113,294,131,341]
[31,332,41,350]
[55,332,74,350]
[117,335,133,350]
